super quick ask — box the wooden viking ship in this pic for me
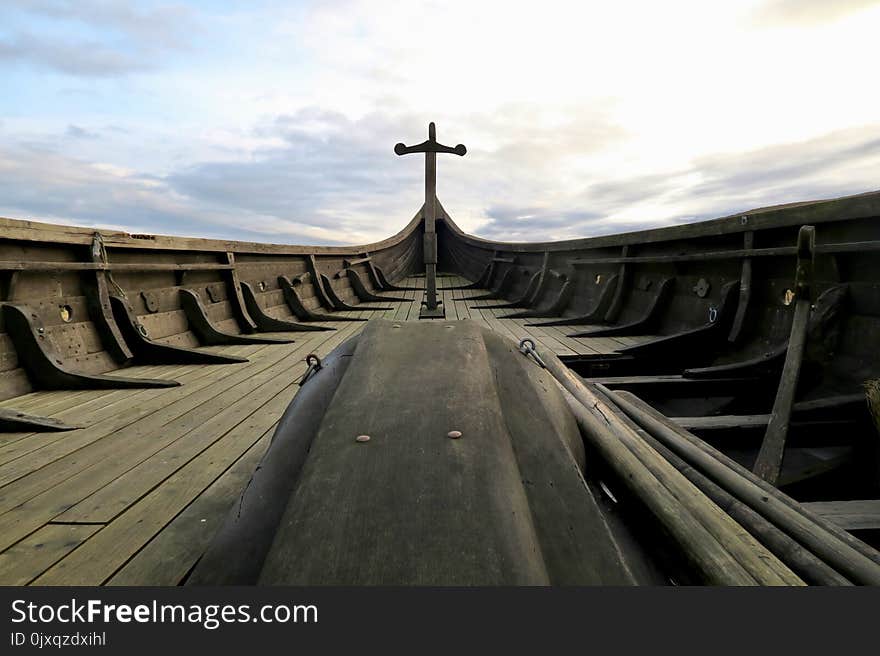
[1,124,879,585]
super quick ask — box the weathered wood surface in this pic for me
[800,501,880,530]
[0,275,647,585]
[0,185,876,586]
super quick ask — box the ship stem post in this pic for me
[394,122,466,318]
[424,128,438,315]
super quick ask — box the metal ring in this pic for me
[518,337,546,368]
[708,307,718,323]
[519,338,536,351]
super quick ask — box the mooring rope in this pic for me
[93,231,127,299]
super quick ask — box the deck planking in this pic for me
[0,274,654,585]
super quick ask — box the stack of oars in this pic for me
[533,349,880,586]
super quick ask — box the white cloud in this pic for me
[0,0,879,244]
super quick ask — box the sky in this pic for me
[0,0,879,246]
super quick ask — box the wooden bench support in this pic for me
[320,274,391,312]
[375,265,420,291]
[463,267,518,303]
[2,303,180,390]
[278,277,365,322]
[569,277,674,338]
[480,271,541,309]
[528,273,620,327]
[110,296,249,364]
[0,407,78,432]
[505,279,574,319]
[240,282,334,332]
[616,281,740,359]
[344,269,409,303]
[438,261,490,290]
[179,289,294,346]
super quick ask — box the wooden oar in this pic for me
[753,225,815,485]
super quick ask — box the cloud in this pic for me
[65,124,99,139]
[0,34,156,76]
[464,124,880,241]
[0,142,352,245]
[162,104,626,243]
[15,1,195,49]
[167,109,426,241]
[1,1,879,247]
[0,1,196,76]
[2,107,878,248]
[570,125,880,229]
[475,207,606,242]
[752,0,880,26]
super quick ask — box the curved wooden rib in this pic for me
[616,281,741,358]
[320,274,391,312]
[438,262,489,290]
[0,407,78,432]
[503,280,574,320]
[568,277,674,338]
[344,269,409,303]
[463,267,517,303]
[684,345,788,379]
[240,282,334,332]
[278,276,366,322]
[480,271,542,310]
[179,289,294,345]
[375,265,421,291]
[2,303,180,390]
[110,295,249,364]
[527,274,620,327]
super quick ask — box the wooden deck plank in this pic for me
[0,274,639,585]
[0,355,240,413]
[32,406,287,585]
[55,323,363,525]
[498,314,578,357]
[107,431,273,586]
[0,324,364,553]
[450,279,474,320]
[0,343,286,482]
[0,347,260,458]
[538,326,604,355]
[799,500,880,530]
[0,524,101,585]
[0,344,260,425]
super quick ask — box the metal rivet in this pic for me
[447,430,462,439]
[356,435,371,443]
